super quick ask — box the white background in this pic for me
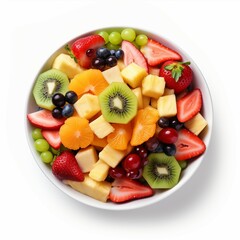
[2,0,239,239]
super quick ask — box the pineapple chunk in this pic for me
[89,159,110,182]
[184,113,208,135]
[117,60,126,70]
[99,144,126,168]
[142,74,165,99]
[89,115,115,139]
[64,175,111,202]
[102,65,124,83]
[150,98,158,109]
[74,93,100,119]
[75,146,98,173]
[121,62,148,88]
[132,87,143,109]
[142,95,151,108]
[163,88,174,96]
[157,94,177,117]
[52,53,84,79]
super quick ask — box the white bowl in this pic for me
[25,27,213,211]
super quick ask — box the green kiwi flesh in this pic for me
[33,69,69,110]
[99,82,137,124]
[143,153,181,189]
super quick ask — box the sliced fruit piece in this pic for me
[91,135,108,149]
[163,88,174,96]
[68,69,109,97]
[41,130,61,149]
[184,113,208,135]
[27,109,65,130]
[177,89,202,123]
[52,151,84,181]
[150,98,158,109]
[109,177,154,203]
[99,82,138,124]
[142,95,150,108]
[157,94,177,118]
[132,87,143,109]
[59,116,94,150]
[121,40,148,72]
[89,160,110,182]
[102,65,124,83]
[140,39,182,66]
[107,123,132,150]
[148,67,160,76]
[143,153,181,189]
[175,128,206,161]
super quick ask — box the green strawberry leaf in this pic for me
[65,45,77,63]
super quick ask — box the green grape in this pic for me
[51,147,60,155]
[121,28,136,42]
[106,42,120,50]
[32,128,43,140]
[135,34,148,46]
[34,139,49,152]
[108,31,122,45]
[98,31,109,44]
[40,151,53,164]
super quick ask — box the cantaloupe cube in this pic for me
[157,94,177,117]
[89,160,110,182]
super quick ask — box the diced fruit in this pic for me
[148,67,160,76]
[99,144,126,168]
[142,95,150,108]
[157,94,177,118]
[140,39,182,66]
[52,53,84,79]
[177,89,202,123]
[142,74,165,99]
[27,109,65,130]
[184,113,208,135]
[132,87,143,109]
[107,123,132,150]
[163,88,174,96]
[109,177,154,203]
[75,146,98,173]
[59,116,94,150]
[42,130,61,149]
[91,135,108,149]
[89,115,115,139]
[52,151,84,181]
[121,62,148,88]
[89,160,110,182]
[175,129,206,161]
[74,93,100,119]
[102,65,124,83]
[117,59,125,70]
[64,175,111,202]
[68,69,109,97]
[150,98,158,109]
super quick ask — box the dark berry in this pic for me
[96,47,111,59]
[152,143,164,153]
[91,58,105,70]
[106,56,117,67]
[110,49,116,55]
[158,117,169,128]
[169,117,184,130]
[157,127,178,144]
[126,168,143,179]
[163,144,176,156]
[134,145,148,158]
[65,91,78,104]
[145,136,160,152]
[86,48,95,57]
[109,167,125,179]
[122,154,141,171]
[52,107,62,119]
[115,49,124,59]
[52,93,65,107]
[62,104,74,118]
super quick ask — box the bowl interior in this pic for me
[25,27,213,210]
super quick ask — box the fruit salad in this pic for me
[27,27,208,204]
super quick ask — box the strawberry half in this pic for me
[140,39,182,66]
[42,130,61,149]
[177,89,202,123]
[70,35,105,68]
[52,151,84,181]
[109,177,154,203]
[175,129,206,161]
[27,109,65,130]
[121,40,148,72]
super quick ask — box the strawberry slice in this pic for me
[140,39,182,66]
[42,130,61,149]
[177,88,202,123]
[121,40,148,72]
[109,177,154,203]
[27,109,65,130]
[175,128,206,161]
[70,35,105,68]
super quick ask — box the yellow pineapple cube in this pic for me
[102,65,124,84]
[75,146,98,173]
[64,175,111,202]
[117,60,126,70]
[52,53,84,79]
[121,62,148,88]
[142,95,151,108]
[163,88,175,96]
[74,93,100,119]
[142,74,165,99]
[132,87,143,109]
[89,115,115,139]
[184,113,208,135]
[99,144,126,168]
[89,159,110,182]
[157,94,177,117]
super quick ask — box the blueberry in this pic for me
[169,117,184,130]
[52,107,62,119]
[158,117,169,128]
[65,91,78,104]
[110,49,116,56]
[62,104,74,118]
[115,49,124,59]
[52,93,65,107]
[163,144,176,156]
[106,56,117,67]
[92,58,105,70]
[96,47,111,59]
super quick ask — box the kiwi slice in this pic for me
[143,153,181,189]
[99,82,137,124]
[33,69,69,110]
[178,160,188,169]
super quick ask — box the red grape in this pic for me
[122,154,141,171]
[157,127,178,144]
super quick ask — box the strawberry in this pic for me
[68,35,105,68]
[175,128,206,161]
[160,61,193,94]
[42,130,61,149]
[177,88,202,123]
[109,177,154,203]
[52,151,84,181]
[121,40,148,72]
[140,39,182,66]
[27,109,65,130]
